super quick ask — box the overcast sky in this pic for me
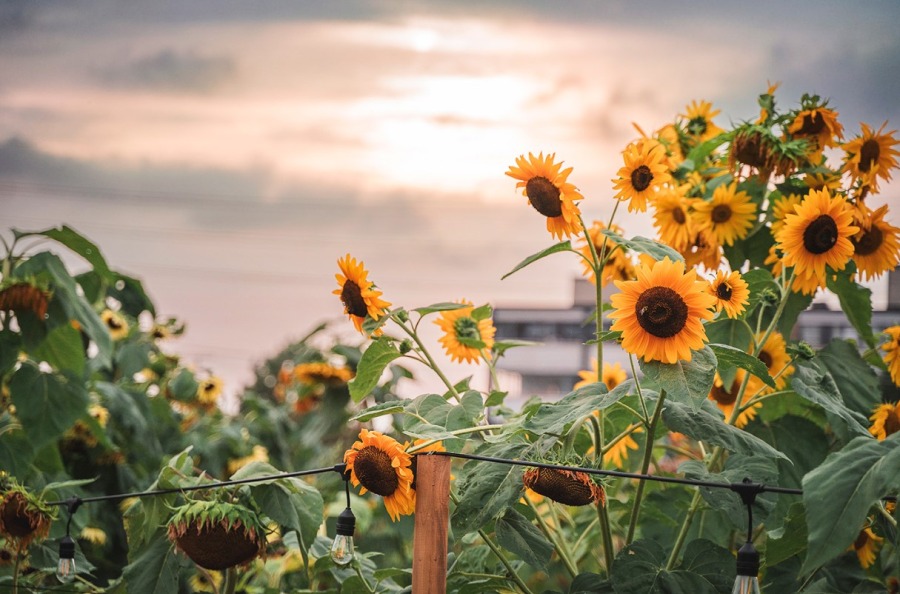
[3,0,899,401]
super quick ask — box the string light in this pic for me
[331,463,356,567]
[56,497,81,584]
[731,479,763,594]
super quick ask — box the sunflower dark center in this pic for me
[631,165,653,192]
[798,112,825,136]
[758,351,773,368]
[802,215,839,254]
[710,381,739,406]
[885,407,900,437]
[454,316,480,342]
[852,225,883,256]
[716,283,733,300]
[354,446,399,496]
[859,139,881,173]
[525,177,563,218]
[672,207,686,224]
[340,281,369,318]
[854,530,870,550]
[711,204,733,224]
[688,116,708,136]
[635,286,688,338]
[107,318,123,330]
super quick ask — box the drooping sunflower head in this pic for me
[869,402,900,441]
[333,254,392,335]
[608,257,716,364]
[344,429,414,521]
[101,309,129,341]
[434,301,496,364]
[0,282,51,320]
[787,97,844,159]
[880,326,900,387]
[850,526,883,569]
[680,99,725,144]
[506,152,584,240]
[522,467,605,507]
[612,140,672,213]
[168,500,267,570]
[775,188,859,284]
[651,184,695,252]
[691,182,757,247]
[707,270,750,319]
[843,122,900,192]
[852,204,900,282]
[0,486,55,548]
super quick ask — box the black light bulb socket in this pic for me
[336,507,356,536]
[735,541,759,577]
[59,535,76,560]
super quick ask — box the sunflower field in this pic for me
[2,86,900,593]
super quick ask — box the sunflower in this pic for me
[869,402,900,441]
[652,184,695,252]
[843,122,900,192]
[227,445,270,476]
[334,254,391,335]
[852,205,900,281]
[707,270,750,319]
[612,140,671,213]
[574,359,627,391]
[850,526,883,569]
[522,467,605,507]
[681,227,723,271]
[506,152,584,240]
[776,189,858,285]
[691,182,757,247]
[881,326,900,386]
[750,331,793,393]
[655,123,685,169]
[578,221,636,286]
[101,309,129,340]
[344,429,415,521]
[708,371,760,428]
[196,376,223,408]
[0,282,50,319]
[804,170,843,193]
[603,426,641,469]
[680,100,725,144]
[787,100,843,159]
[608,257,716,364]
[188,571,223,593]
[768,193,803,237]
[293,362,354,386]
[79,526,107,546]
[434,300,496,364]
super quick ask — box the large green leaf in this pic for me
[501,241,572,279]
[401,392,479,438]
[0,425,35,477]
[494,507,553,571]
[108,272,157,317]
[349,338,402,402]
[610,538,735,594]
[801,433,900,575]
[765,502,808,567]
[9,363,89,450]
[775,289,813,338]
[600,230,683,263]
[826,270,875,347]
[30,323,86,376]
[16,225,113,281]
[640,346,717,411]
[662,399,788,459]
[741,268,777,317]
[15,252,112,367]
[122,531,184,594]
[521,380,638,437]
[451,442,530,534]
[678,455,777,529]
[709,343,775,388]
[0,329,21,377]
[791,358,870,440]
[251,479,324,555]
[818,339,880,420]
[349,400,405,423]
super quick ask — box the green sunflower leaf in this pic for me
[709,343,776,388]
[522,380,637,438]
[826,269,875,348]
[122,530,183,594]
[790,357,870,440]
[501,241,572,280]
[801,433,900,575]
[639,345,717,412]
[31,322,86,377]
[600,230,684,263]
[609,538,735,594]
[349,400,405,422]
[451,442,530,534]
[9,362,89,450]
[413,302,467,315]
[741,268,777,317]
[818,339,881,421]
[15,224,113,281]
[349,338,402,402]
[495,507,553,571]
[470,303,493,321]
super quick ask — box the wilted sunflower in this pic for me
[0,487,55,549]
[612,140,671,213]
[101,309,129,340]
[852,205,900,281]
[787,98,843,160]
[776,189,858,285]
[522,467,605,507]
[869,402,900,441]
[680,100,725,144]
[608,257,716,364]
[850,526,883,569]
[293,362,354,386]
[506,152,584,240]
[881,326,900,386]
[691,182,757,247]
[843,122,900,192]
[708,371,760,428]
[652,184,695,252]
[0,282,50,319]
[334,254,392,335]
[707,270,750,319]
[434,301,496,364]
[344,429,415,522]
[578,221,635,285]
[574,359,627,391]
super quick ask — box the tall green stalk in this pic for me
[625,389,667,544]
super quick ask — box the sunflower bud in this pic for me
[399,340,413,354]
[787,341,816,360]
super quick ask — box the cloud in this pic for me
[0,0,38,38]
[96,49,237,93]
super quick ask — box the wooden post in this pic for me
[412,454,450,594]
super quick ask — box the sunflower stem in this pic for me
[527,497,578,578]
[222,567,237,594]
[590,414,616,572]
[628,354,650,423]
[353,564,376,593]
[625,389,667,545]
[396,318,462,403]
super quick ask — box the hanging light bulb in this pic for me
[331,507,356,566]
[732,541,760,594]
[57,535,77,583]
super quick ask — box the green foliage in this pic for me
[640,346,717,411]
